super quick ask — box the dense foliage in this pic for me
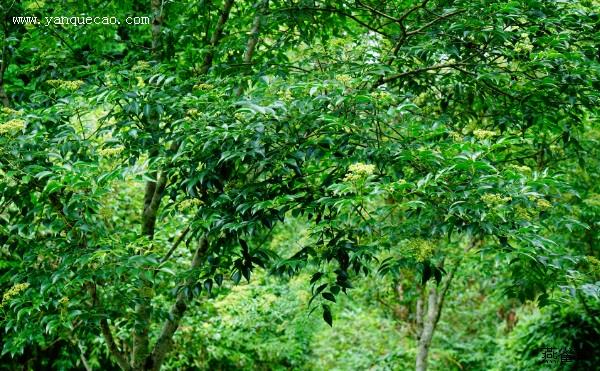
[1,0,598,370]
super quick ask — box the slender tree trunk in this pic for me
[200,0,235,74]
[0,34,11,107]
[151,0,163,56]
[89,284,131,370]
[416,284,439,371]
[415,283,424,338]
[148,238,208,371]
[234,0,269,96]
[414,264,460,371]
[129,0,237,367]
[131,1,165,369]
[413,238,480,370]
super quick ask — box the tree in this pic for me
[1,0,598,370]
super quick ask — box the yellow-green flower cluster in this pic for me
[481,193,512,207]
[1,107,22,115]
[98,146,124,157]
[178,198,203,212]
[383,178,408,194]
[583,193,600,208]
[0,282,30,309]
[234,112,246,122]
[193,83,214,91]
[514,33,534,53]
[507,164,532,174]
[186,108,200,118]
[403,166,415,178]
[413,92,428,106]
[278,89,293,103]
[403,238,435,262]
[449,131,463,141]
[473,129,497,140]
[335,74,352,86]
[59,297,69,305]
[46,79,85,91]
[223,182,236,193]
[26,0,46,10]
[136,76,146,88]
[514,205,533,221]
[536,198,551,210]
[370,90,392,101]
[132,60,151,71]
[343,163,376,182]
[0,119,26,135]
[330,37,353,50]
[585,256,600,277]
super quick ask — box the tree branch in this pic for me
[398,0,430,25]
[101,318,131,371]
[235,0,269,96]
[415,283,425,340]
[405,10,465,37]
[148,237,209,371]
[134,168,169,369]
[0,28,11,107]
[151,0,164,58]
[142,170,168,237]
[374,62,468,87]
[389,5,463,62]
[272,7,393,38]
[200,0,235,74]
[159,225,191,265]
[77,341,93,371]
[89,284,130,370]
[355,0,400,23]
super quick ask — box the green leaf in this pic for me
[322,292,336,303]
[322,304,333,327]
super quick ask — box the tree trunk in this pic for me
[414,263,461,371]
[127,0,238,367]
[234,0,269,96]
[415,285,439,371]
[200,0,235,74]
[0,39,11,107]
[148,238,208,371]
[413,238,480,370]
[415,283,424,339]
[131,1,165,368]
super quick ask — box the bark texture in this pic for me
[148,238,208,371]
[0,42,10,107]
[234,0,269,96]
[200,0,235,74]
[89,284,131,370]
[414,238,480,371]
[131,1,165,368]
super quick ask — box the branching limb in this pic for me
[200,0,235,74]
[235,0,269,96]
[159,225,191,265]
[101,319,131,371]
[355,0,400,23]
[147,238,209,371]
[405,9,465,37]
[374,62,468,87]
[77,341,93,371]
[0,28,11,107]
[89,284,130,370]
[272,7,393,38]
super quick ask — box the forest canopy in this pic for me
[0,0,599,370]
